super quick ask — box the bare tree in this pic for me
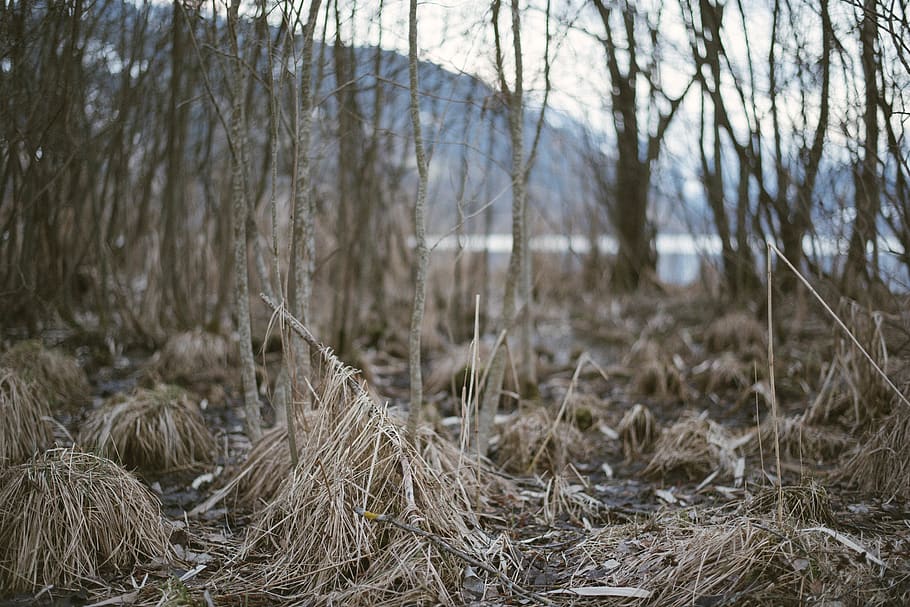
[590,0,691,291]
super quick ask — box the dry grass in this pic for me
[232,425,294,510]
[0,368,53,465]
[497,408,585,474]
[643,412,743,480]
[0,340,89,410]
[234,331,498,606]
[80,384,216,472]
[623,338,688,401]
[751,414,852,463]
[743,481,837,526]
[840,403,910,500]
[632,359,687,400]
[704,311,766,360]
[151,329,234,383]
[807,300,892,426]
[617,403,658,460]
[693,351,752,395]
[0,448,171,592]
[568,510,902,606]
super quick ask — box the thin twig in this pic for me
[353,507,556,607]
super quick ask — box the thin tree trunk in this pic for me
[476,0,526,455]
[228,0,261,442]
[407,0,430,437]
[287,0,322,411]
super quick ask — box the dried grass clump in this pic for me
[568,512,901,606]
[232,411,320,510]
[497,408,585,474]
[841,404,910,500]
[617,403,658,459]
[704,311,766,359]
[152,329,234,383]
[632,359,687,400]
[80,384,215,471]
[239,330,496,606]
[752,414,852,463]
[643,413,742,480]
[807,300,892,425]
[744,481,836,526]
[0,340,89,410]
[693,352,752,395]
[0,368,52,465]
[570,517,794,606]
[623,337,688,401]
[0,448,170,592]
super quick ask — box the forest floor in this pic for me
[2,287,910,606]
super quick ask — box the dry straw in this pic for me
[643,412,742,480]
[233,296,505,605]
[151,329,234,383]
[0,448,171,592]
[752,413,852,463]
[744,481,837,526]
[841,404,910,500]
[807,299,892,425]
[497,408,584,474]
[0,340,89,409]
[81,384,216,471]
[617,403,658,460]
[704,311,767,360]
[625,339,687,400]
[568,510,902,606]
[0,368,52,465]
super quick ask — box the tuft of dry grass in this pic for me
[624,338,688,401]
[704,311,766,360]
[235,327,499,606]
[744,481,837,526]
[617,403,658,460]
[80,384,216,472]
[840,403,910,500]
[807,300,892,426]
[151,329,234,384]
[693,351,752,395]
[751,414,852,463]
[497,408,585,474]
[0,340,89,410]
[568,510,903,606]
[632,359,687,400]
[643,412,743,480]
[0,448,171,592]
[0,368,53,465]
[232,410,319,510]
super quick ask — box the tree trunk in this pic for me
[476,0,526,455]
[406,0,430,437]
[228,0,261,442]
[844,0,880,291]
